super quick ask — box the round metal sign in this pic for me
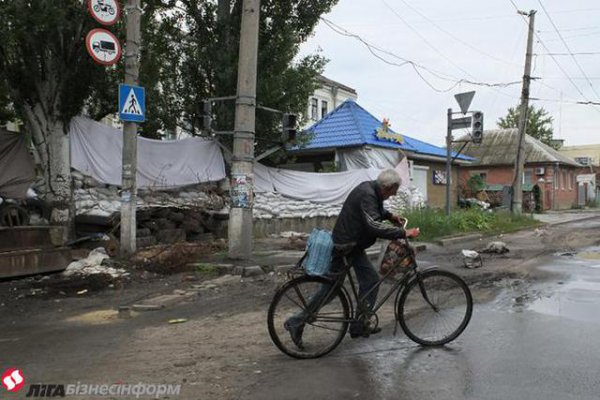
[85,28,122,66]
[88,0,121,26]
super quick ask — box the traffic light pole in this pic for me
[228,0,260,259]
[511,10,536,214]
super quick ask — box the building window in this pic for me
[321,100,328,119]
[310,98,318,121]
[523,170,533,185]
[569,172,573,190]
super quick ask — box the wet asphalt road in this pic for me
[244,249,600,400]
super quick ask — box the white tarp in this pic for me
[255,164,389,204]
[70,117,226,188]
[336,147,411,188]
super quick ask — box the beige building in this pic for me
[306,75,358,125]
[559,144,600,169]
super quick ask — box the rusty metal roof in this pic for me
[454,129,581,167]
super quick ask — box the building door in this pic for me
[578,184,586,207]
[412,166,429,202]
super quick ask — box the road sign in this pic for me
[119,84,145,122]
[450,116,472,130]
[454,91,476,115]
[88,0,121,25]
[85,28,121,66]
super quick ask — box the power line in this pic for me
[381,0,520,68]
[379,0,478,80]
[538,30,600,42]
[506,0,600,118]
[530,97,600,106]
[536,52,600,56]
[537,25,600,33]
[536,0,600,102]
[320,17,521,93]
[507,0,597,108]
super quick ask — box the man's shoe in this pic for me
[284,322,305,350]
[350,326,382,339]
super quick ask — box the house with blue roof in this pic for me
[289,99,473,208]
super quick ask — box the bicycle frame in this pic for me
[303,239,424,326]
[343,241,419,319]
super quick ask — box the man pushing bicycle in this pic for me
[285,169,420,347]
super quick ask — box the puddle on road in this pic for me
[529,280,600,323]
[528,247,600,323]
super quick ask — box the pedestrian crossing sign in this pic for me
[119,84,145,122]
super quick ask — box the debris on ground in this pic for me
[131,241,226,274]
[462,249,483,269]
[168,318,188,324]
[482,241,510,254]
[276,231,309,239]
[63,248,128,278]
[534,228,549,237]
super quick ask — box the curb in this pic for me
[438,233,483,247]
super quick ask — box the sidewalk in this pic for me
[531,209,600,225]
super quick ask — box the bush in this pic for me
[402,208,539,242]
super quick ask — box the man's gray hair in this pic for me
[377,169,402,189]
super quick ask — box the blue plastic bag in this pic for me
[303,229,334,276]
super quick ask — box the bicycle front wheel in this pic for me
[268,275,350,359]
[398,269,472,346]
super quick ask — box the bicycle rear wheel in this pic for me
[268,275,350,359]
[398,269,472,346]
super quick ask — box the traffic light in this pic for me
[471,111,483,144]
[281,113,298,143]
[199,100,212,132]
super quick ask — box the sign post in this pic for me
[119,0,142,256]
[446,92,482,215]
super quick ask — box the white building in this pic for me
[306,75,358,125]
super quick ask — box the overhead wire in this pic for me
[536,0,600,102]
[383,0,520,68]
[506,0,600,113]
[320,17,521,93]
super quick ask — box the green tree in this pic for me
[497,105,557,148]
[0,0,109,227]
[0,0,179,230]
[171,0,335,155]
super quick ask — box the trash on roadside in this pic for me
[462,249,483,269]
[77,289,88,295]
[481,241,509,254]
[559,251,575,257]
[168,318,188,324]
[63,247,128,278]
[534,228,548,237]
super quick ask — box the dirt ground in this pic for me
[2,217,600,400]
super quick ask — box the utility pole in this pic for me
[120,0,142,256]
[445,108,452,215]
[511,10,536,214]
[228,0,260,259]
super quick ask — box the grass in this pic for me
[194,263,220,277]
[401,208,541,242]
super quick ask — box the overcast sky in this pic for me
[298,0,600,147]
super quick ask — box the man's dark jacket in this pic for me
[332,180,405,250]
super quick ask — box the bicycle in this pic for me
[267,221,473,359]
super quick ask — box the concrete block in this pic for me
[243,266,265,277]
[438,234,482,247]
